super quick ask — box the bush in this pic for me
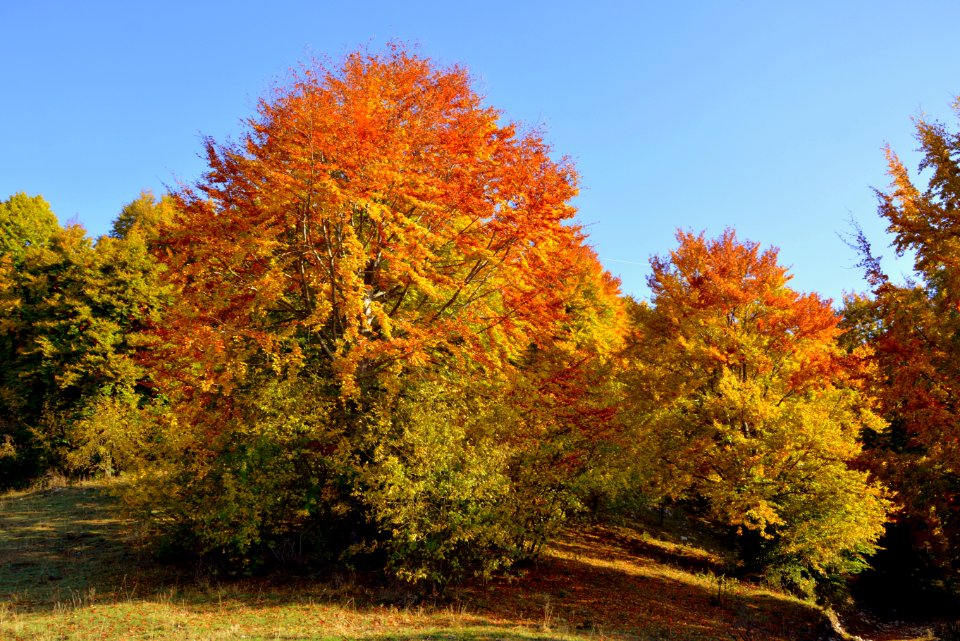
[355,381,517,585]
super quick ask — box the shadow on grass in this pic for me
[0,484,832,641]
[0,484,169,604]
[454,526,828,641]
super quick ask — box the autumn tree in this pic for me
[110,190,178,242]
[131,47,625,582]
[0,193,60,262]
[622,229,889,592]
[0,194,170,487]
[845,102,960,590]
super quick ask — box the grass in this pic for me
[0,480,924,640]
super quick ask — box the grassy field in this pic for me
[0,481,930,640]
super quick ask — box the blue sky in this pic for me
[3,1,959,302]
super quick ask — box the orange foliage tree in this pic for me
[623,230,889,590]
[845,105,960,587]
[159,46,591,399]
[132,46,625,581]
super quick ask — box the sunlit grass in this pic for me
[1,591,583,641]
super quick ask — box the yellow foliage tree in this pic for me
[623,229,890,588]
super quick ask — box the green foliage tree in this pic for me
[110,190,177,241]
[0,193,61,263]
[0,195,170,487]
[622,230,890,593]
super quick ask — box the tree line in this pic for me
[1,47,958,601]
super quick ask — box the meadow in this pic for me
[2,480,932,641]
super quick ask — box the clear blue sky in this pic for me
[3,1,958,302]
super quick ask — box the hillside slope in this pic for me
[0,482,854,640]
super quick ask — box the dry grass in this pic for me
[0,481,926,641]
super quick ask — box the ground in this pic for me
[0,482,940,640]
